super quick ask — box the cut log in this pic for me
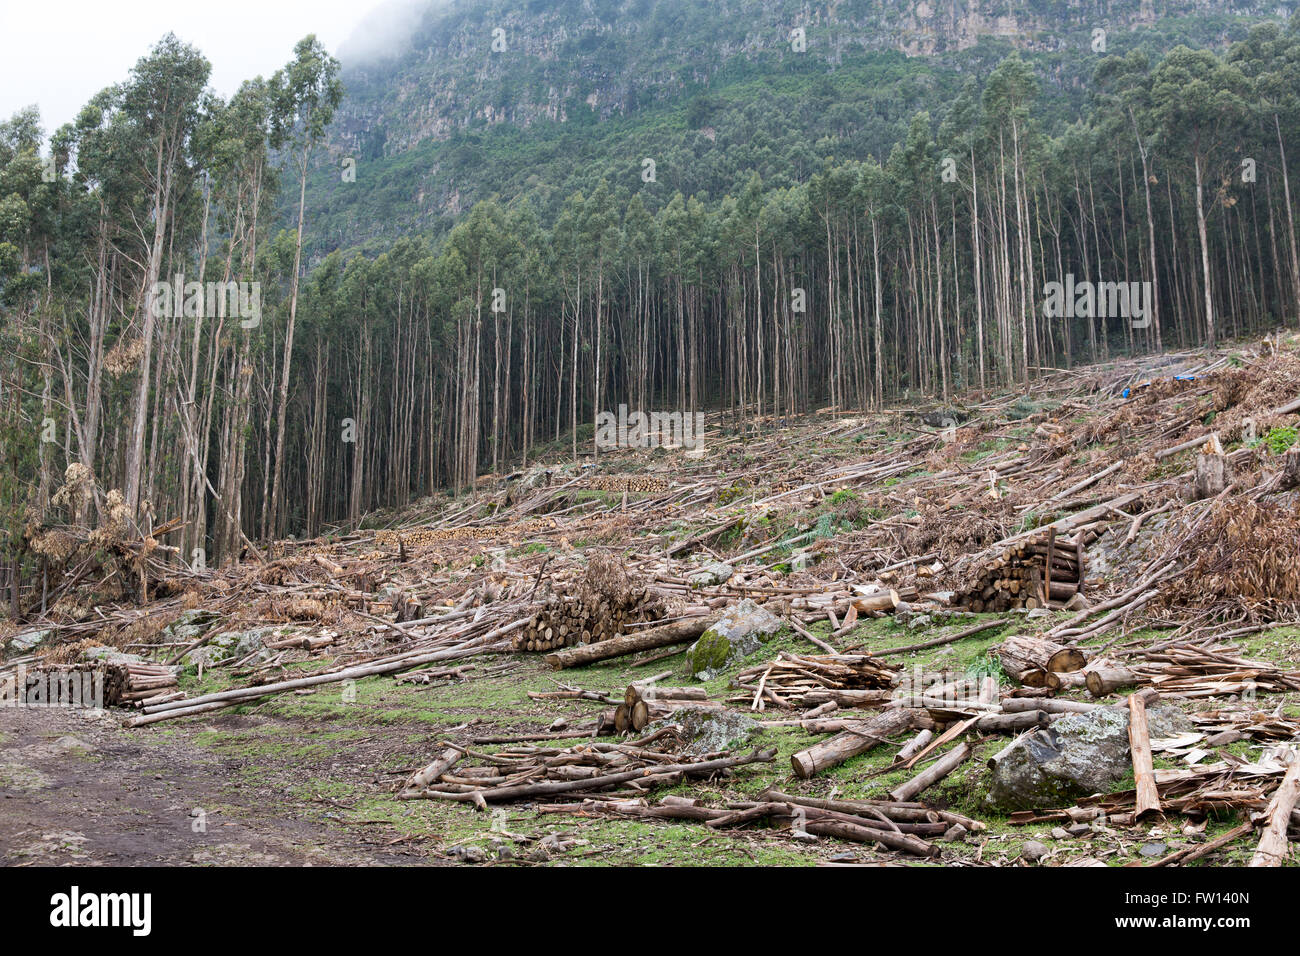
[997,634,1071,684]
[1250,755,1300,867]
[975,711,1050,733]
[851,589,902,613]
[1128,688,1162,820]
[402,747,462,794]
[1046,647,1088,673]
[889,742,973,802]
[1191,434,1230,500]
[896,729,934,762]
[544,615,717,669]
[1281,447,1300,490]
[1001,697,1099,715]
[791,708,917,779]
[1086,664,1139,697]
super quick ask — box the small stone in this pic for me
[1020,840,1049,862]
[1139,842,1168,857]
[1051,827,1071,840]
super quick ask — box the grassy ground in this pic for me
[97,610,1294,866]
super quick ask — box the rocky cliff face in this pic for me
[334,0,1281,156]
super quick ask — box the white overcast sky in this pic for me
[0,0,428,137]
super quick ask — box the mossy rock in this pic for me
[684,598,784,680]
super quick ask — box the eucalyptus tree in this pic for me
[1094,50,1163,349]
[100,35,212,523]
[1150,48,1252,348]
[266,35,343,538]
[1228,22,1300,323]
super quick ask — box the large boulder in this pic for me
[6,628,52,655]
[684,599,784,680]
[163,609,219,643]
[986,705,1192,810]
[687,561,734,587]
[82,646,173,671]
[645,706,761,756]
[189,625,295,667]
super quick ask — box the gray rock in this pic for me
[1020,840,1049,862]
[1027,607,1052,620]
[684,598,784,679]
[646,706,761,755]
[688,561,734,587]
[986,704,1193,810]
[190,625,292,667]
[163,609,219,644]
[906,614,933,631]
[8,628,52,653]
[1139,843,1168,857]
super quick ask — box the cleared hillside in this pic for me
[5,332,1299,866]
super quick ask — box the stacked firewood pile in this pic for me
[515,555,671,652]
[730,651,900,710]
[396,732,775,803]
[580,474,671,493]
[106,661,182,707]
[6,660,181,708]
[374,515,563,549]
[953,531,1086,612]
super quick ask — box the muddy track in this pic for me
[0,706,426,866]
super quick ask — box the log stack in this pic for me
[516,553,673,652]
[108,661,182,706]
[515,584,670,652]
[581,474,671,494]
[16,661,181,708]
[954,531,1085,612]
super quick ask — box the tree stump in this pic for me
[1281,447,1300,490]
[1191,434,1229,500]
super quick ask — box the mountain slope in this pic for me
[302,0,1289,252]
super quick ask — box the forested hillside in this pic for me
[3,0,1300,604]
[315,0,1290,246]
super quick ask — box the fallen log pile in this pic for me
[1122,643,1300,699]
[2,660,181,708]
[532,788,986,857]
[731,651,900,710]
[396,734,776,804]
